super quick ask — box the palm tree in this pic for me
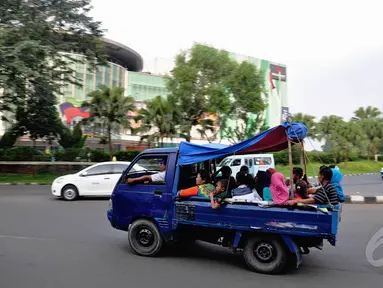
[352,106,381,121]
[291,113,317,140]
[351,107,383,160]
[317,115,344,142]
[358,118,383,160]
[291,113,318,166]
[82,85,136,159]
[133,96,180,148]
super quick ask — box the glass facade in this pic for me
[126,72,167,102]
[60,54,126,102]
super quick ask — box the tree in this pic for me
[0,0,106,123]
[291,113,317,140]
[326,120,365,168]
[290,113,318,166]
[133,96,180,147]
[222,61,267,143]
[352,106,381,121]
[0,128,18,148]
[166,43,236,142]
[13,76,64,146]
[317,115,344,142]
[351,107,383,160]
[58,123,87,149]
[316,115,344,163]
[82,85,136,159]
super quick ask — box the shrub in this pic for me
[113,150,140,162]
[0,147,50,161]
[0,129,18,148]
[90,149,109,162]
[273,150,289,165]
[54,148,82,162]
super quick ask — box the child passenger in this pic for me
[210,179,230,209]
[294,181,308,200]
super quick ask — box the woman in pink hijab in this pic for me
[269,172,289,204]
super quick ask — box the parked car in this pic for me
[217,154,275,177]
[52,161,142,201]
[380,167,383,179]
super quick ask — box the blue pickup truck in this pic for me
[107,123,342,274]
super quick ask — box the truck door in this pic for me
[112,153,175,228]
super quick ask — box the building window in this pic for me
[104,65,111,87]
[96,67,103,88]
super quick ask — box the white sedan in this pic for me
[52,161,134,201]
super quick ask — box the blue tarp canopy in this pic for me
[178,122,308,165]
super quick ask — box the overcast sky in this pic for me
[91,0,383,121]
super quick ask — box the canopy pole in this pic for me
[288,138,294,199]
[302,141,308,180]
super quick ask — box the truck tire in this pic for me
[128,219,163,257]
[243,235,288,274]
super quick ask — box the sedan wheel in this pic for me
[62,185,79,201]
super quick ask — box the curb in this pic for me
[308,172,378,179]
[345,195,383,204]
[0,183,50,186]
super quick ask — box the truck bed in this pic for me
[175,200,340,245]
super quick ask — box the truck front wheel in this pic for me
[243,235,288,274]
[128,219,163,257]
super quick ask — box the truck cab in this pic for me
[107,123,342,275]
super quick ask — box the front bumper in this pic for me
[51,182,64,197]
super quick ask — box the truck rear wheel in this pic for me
[128,219,163,257]
[243,235,288,274]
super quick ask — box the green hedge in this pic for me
[0,145,379,165]
[0,147,50,161]
[0,147,141,163]
[113,150,140,161]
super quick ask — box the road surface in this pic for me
[306,173,383,196]
[0,187,382,288]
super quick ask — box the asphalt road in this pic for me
[306,173,383,196]
[341,174,383,196]
[0,187,382,288]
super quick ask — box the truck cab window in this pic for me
[125,156,168,185]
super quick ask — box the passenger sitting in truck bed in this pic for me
[177,169,215,199]
[294,181,309,200]
[269,172,290,204]
[255,170,271,200]
[286,166,339,206]
[231,171,257,201]
[210,179,230,209]
[240,165,249,173]
[215,166,236,194]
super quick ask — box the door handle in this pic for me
[154,190,163,196]
[104,177,110,180]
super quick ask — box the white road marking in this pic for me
[0,235,54,241]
